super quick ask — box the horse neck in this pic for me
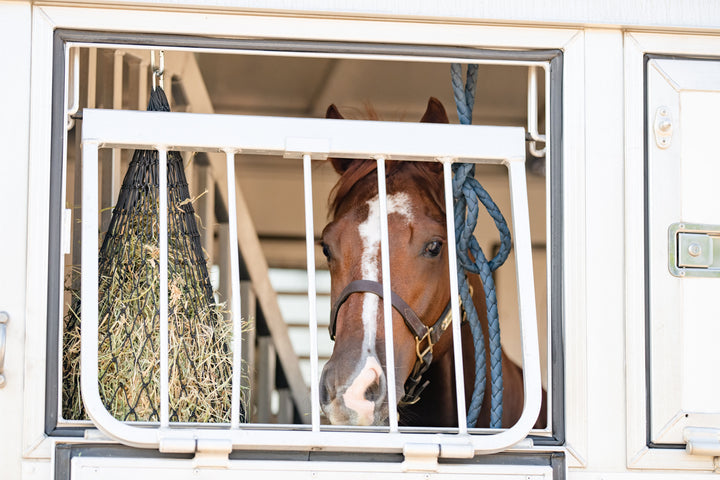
[399,274,489,428]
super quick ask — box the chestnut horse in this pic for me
[318,97,546,428]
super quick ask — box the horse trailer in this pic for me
[2,2,720,479]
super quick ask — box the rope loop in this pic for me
[450,63,511,429]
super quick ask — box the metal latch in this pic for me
[669,223,720,277]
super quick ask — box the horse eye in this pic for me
[424,240,443,257]
[321,242,332,260]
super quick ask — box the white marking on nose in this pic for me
[342,356,383,426]
[357,193,413,357]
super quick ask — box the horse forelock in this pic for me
[329,161,445,220]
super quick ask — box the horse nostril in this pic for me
[364,382,380,402]
[363,370,386,404]
[319,369,334,406]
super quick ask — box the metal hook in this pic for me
[527,66,546,158]
[66,46,80,130]
[151,50,165,91]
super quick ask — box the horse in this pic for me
[318,97,547,428]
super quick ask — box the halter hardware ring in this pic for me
[415,327,435,362]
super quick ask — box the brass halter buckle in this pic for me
[415,326,435,363]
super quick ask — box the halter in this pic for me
[328,279,454,406]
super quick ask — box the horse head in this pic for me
[318,98,456,426]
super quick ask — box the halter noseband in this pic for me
[328,279,453,406]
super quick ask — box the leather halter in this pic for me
[329,279,453,406]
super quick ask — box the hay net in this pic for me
[63,86,241,424]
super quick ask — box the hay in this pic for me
[62,208,242,423]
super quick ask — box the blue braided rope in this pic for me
[450,63,511,429]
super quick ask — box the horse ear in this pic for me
[325,104,355,174]
[326,104,344,120]
[420,97,449,124]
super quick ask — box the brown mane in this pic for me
[328,160,445,220]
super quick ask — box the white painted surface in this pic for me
[70,457,554,480]
[0,3,31,480]
[23,0,720,30]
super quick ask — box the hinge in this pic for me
[194,438,232,468]
[685,427,720,457]
[160,435,232,468]
[402,440,475,472]
[402,443,439,472]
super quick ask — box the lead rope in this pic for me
[451,63,512,429]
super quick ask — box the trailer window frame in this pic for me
[46,28,565,447]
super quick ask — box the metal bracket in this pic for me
[685,427,720,457]
[402,443,439,472]
[160,435,232,468]
[193,439,233,469]
[669,222,720,277]
[0,311,8,388]
[654,106,673,149]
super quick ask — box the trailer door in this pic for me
[646,57,720,449]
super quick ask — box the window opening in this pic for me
[52,39,559,451]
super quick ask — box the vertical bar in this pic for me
[506,159,542,416]
[302,154,321,431]
[442,159,469,433]
[111,52,124,203]
[543,64,553,425]
[527,66,538,137]
[225,150,244,429]
[80,141,100,406]
[139,58,149,110]
[87,47,97,109]
[376,156,399,431]
[158,148,169,428]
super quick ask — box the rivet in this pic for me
[688,242,702,257]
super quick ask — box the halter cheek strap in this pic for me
[328,279,454,406]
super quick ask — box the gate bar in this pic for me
[377,156,399,431]
[225,149,244,429]
[158,148,169,427]
[442,159,469,434]
[302,153,321,431]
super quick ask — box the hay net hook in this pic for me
[151,50,165,91]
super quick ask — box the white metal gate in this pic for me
[80,107,541,456]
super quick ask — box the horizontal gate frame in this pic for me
[80,108,541,456]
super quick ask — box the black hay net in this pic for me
[63,87,242,423]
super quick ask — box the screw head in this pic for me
[688,242,702,257]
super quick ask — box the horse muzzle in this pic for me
[320,355,388,426]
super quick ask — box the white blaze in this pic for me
[356,193,413,357]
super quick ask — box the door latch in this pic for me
[669,223,720,277]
